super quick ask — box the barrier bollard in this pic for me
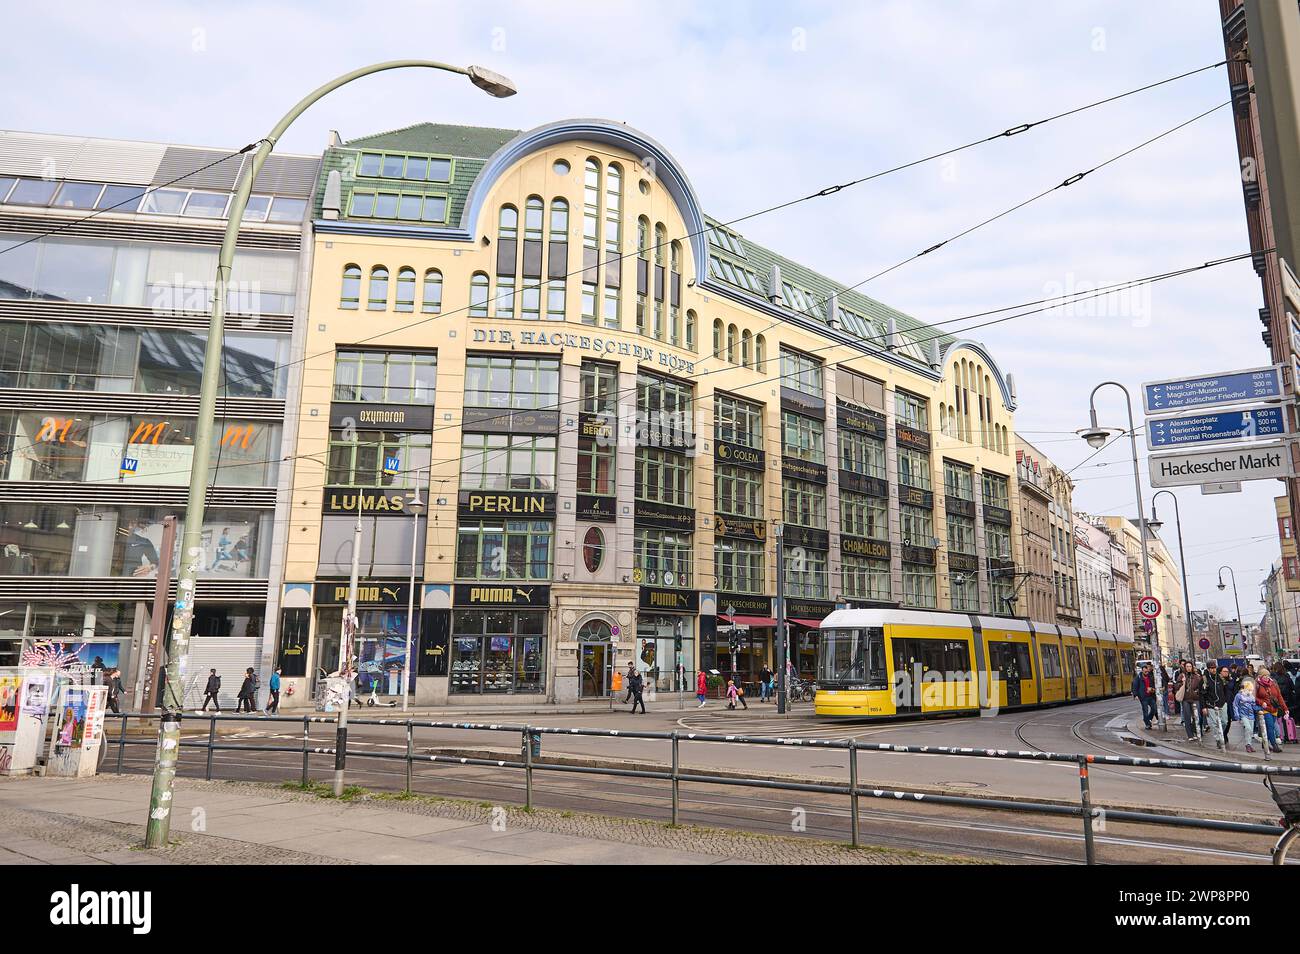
[849,739,860,848]
[671,731,680,826]
[523,726,534,810]
[205,715,217,780]
[116,715,128,775]
[1078,755,1096,865]
[405,721,414,794]
[300,716,310,787]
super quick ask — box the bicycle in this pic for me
[1265,775,1300,865]
[788,679,815,704]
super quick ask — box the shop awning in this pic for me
[719,614,777,627]
[788,618,825,629]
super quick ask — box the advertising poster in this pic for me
[20,674,50,716]
[21,641,121,675]
[54,688,88,754]
[120,518,258,579]
[0,675,19,732]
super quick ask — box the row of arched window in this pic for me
[711,319,768,371]
[340,265,443,314]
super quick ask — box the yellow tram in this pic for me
[813,608,1135,719]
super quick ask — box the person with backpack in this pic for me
[1255,669,1289,755]
[628,669,646,714]
[1131,662,1158,730]
[201,668,222,712]
[1200,665,1230,752]
[265,667,282,714]
[237,668,256,713]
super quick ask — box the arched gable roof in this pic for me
[941,339,1016,410]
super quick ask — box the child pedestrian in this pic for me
[1232,679,1260,753]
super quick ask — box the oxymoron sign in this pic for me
[1148,441,1291,488]
[1146,405,1288,449]
[1143,365,1283,414]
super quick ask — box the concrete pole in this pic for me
[144,60,514,847]
[775,522,787,715]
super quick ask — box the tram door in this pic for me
[989,642,1024,707]
[891,638,922,714]
[1065,646,1082,700]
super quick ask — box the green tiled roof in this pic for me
[344,122,520,158]
[316,121,955,365]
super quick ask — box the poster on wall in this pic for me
[21,641,121,676]
[0,675,20,733]
[20,673,50,716]
[119,518,259,578]
[53,688,88,754]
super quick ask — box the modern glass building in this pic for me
[274,119,1025,707]
[0,130,319,708]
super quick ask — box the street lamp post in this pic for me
[1148,491,1195,660]
[143,59,516,848]
[1078,381,1165,730]
[403,468,429,711]
[1217,566,1245,656]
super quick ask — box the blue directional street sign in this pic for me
[1143,365,1283,414]
[1145,404,1288,450]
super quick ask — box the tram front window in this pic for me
[817,627,887,689]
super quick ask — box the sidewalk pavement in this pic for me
[0,775,968,866]
[1126,716,1300,766]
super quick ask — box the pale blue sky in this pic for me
[1,0,1278,620]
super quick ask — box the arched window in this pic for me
[582,527,605,573]
[498,204,518,240]
[367,266,389,311]
[605,164,622,254]
[550,198,569,238]
[713,319,724,358]
[741,329,752,368]
[395,267,416,313]
[726,324,738,364]
[469,271,489,317]
[422,269,443,313]
[655,223,666,265]
[685,309,697,352]
[577,618,613,642]
[671,241,681,274]
[340,265,361,309]
[755,334,766,371]
[638,217,650,257]
[525,195,544,241]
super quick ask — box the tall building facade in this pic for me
[1013,440,1054,623]
[1094,515,1186,661]
[1020,437,1079,626]
[1073,516,1117,632]
[0,130,318,707]
[275,119,1023,706]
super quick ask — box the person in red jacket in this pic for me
[696,669,708,708]
[1256,670,1289,754]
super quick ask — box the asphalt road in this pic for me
[106,696,1294,865]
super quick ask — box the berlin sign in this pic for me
[1148,441,1291,489]
[1145,404,1287,450]
[1142,365,1283,415]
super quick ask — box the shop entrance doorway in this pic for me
[577,619,614,698]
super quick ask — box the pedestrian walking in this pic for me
[201,668,222,712]
[248,667,261,711]
[725,678,748,710]
[1131,662,1158,729]
[237,668,256,713]
[1200,665,1230,751]
[105,668,124,715]
[265,667,282,714]
[1232,678,1260,753]
[628,669,646,714]
[759,664,773,703]
[696,669,708,708]
[1255,669,1289,755]
[1173,661,1203,741]
[623,660,636,704]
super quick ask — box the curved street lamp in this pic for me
[1079,381,1164,729]
[145,60,517,849]
[1149,491,1195,659]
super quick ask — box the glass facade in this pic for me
[451,610,546,694]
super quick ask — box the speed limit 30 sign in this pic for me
[1139,596,1162,620]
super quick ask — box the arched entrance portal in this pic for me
[577,618,614,698]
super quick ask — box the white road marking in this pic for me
[1169,773,1207,779]
[1128,770,1163,775]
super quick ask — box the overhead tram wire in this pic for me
[48,251,1253,510]
[6,250,1252,479]
[0,75,1239,471]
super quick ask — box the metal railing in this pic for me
[103,710,1299,864]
